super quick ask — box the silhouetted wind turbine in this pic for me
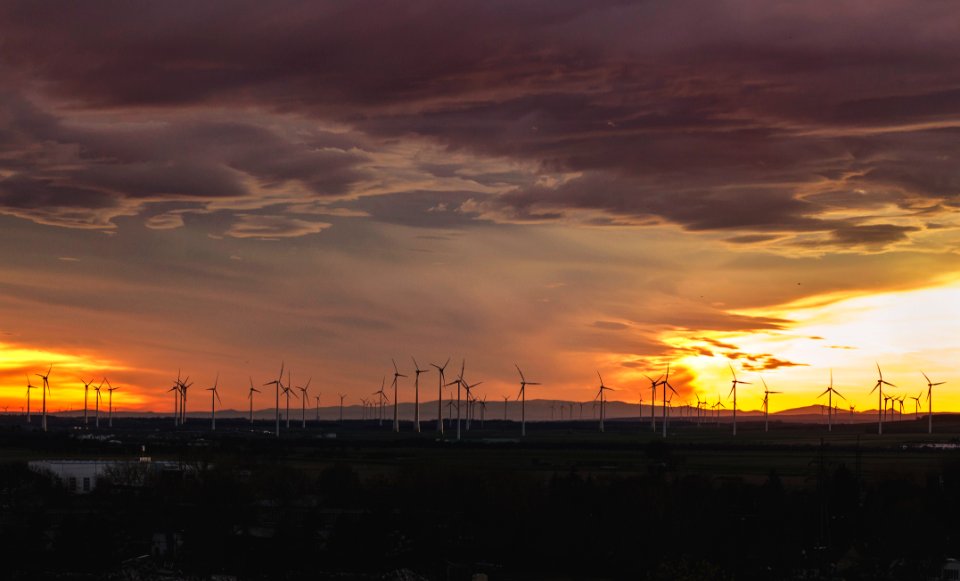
[374,377,388,426]
[179,376,192,426]
[248,378,260,424]
[94,380,103,428]
[922,372,944,434]
[661,365,678,437]
[479,395,488,428]
[503,395,510,421]
[206,373,222,431]
[760,377,781,433]
[869,363,895,435]
[105,378,118,428]
[446,360,466,440]
[36,365,52,431]
[25,375,36,423]
[727,363,749,437]
[594,371,615,433]
[515,364,540,437]
[818,370,846,432]
[167,382,180,426]
[391,359,406,433]
[338,393,346,423]
[263,361,284,437]
[297,378,311,428]
[643,374,661,433]
[315,394,321,422]
[80,377,95,426]
[430,358,450,435]
[463,378,483,431]
[282,370,297,429]
[411,357,429,433]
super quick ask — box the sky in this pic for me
[0,0,958,415]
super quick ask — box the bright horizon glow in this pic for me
[668,277,960,413]
[1,278,956,415]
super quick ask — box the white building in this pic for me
[27,460,115,494]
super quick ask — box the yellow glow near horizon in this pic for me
[0,342,148,411]
[668,279,960,413]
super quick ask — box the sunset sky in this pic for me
[1,1,958,415]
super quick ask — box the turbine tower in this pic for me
[446,361,466,440]
[25,375,36,423]
[81,377,95,426]
[515,364,540,437]
[503,395,510,421]
[643,374,661,433]
[247,378,260,424]
[263,362,284,437]
[105,378,118,428]
[594,371,615,433]
[411,357,429,433]
[817,371,845,432]
[869,363,895,435]
[374,377,388,426]
[727,363,750,437]
[36,365,52,432]
[94,380,103,428]
[315,394,321,422]
[661,364,678,437]
[297,378,311,429]
[206,373,222,431]
[391,359,406,433]
[338,393,346,423]
[760,377,781,433]
[430,358,450,435]
[922,372,945,434]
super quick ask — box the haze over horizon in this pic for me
[1,1,958,414]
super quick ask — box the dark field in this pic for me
[3,414,960,580]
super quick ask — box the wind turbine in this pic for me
[503,395,510,421]
[430,358,450,435]
[515,364,540,437]
[817,370,846,432]
[869,363,895,435]
[594,371,615,433]
[80,377,95,426]
[643,374,661,433]
[726,364,750,436]
[263,362,284,437]
[315,394,321,422]
[463,378,483,431]
[247,378,260,424]
[446,360,466,440]
[168,382,180,427]
[922,372,945,434]
[282,370,297,429]
[760,377,781,433]
[25,375,36,423]
[338,393,346,423]
[661,365,678,438]
[391,359,406,433]
[36,365,52,432]
[411,357,429,433]
[479,395,488,428]
[373,377,389,426]
[105,378,118,428]
[93,380,103,428]
[206,373,222,431]
[297,378,311,428]
[179,375,192,426]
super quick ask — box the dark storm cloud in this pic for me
[0,0,958,244]
[0,90,370,228]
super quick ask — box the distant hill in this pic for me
[42,398,897,425]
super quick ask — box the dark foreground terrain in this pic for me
[3,414,960,580]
